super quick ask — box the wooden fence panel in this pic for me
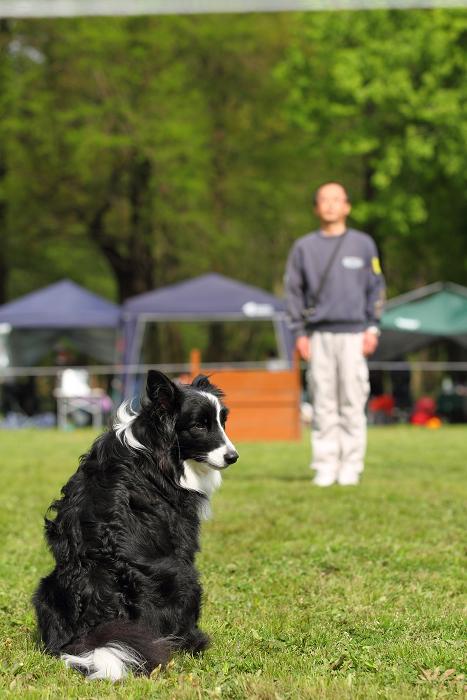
[189,350,301,441]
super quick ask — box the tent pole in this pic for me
[124,316,147,400]
[274,317,293,365]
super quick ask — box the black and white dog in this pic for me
[33,371,238,681]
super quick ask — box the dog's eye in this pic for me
[191,423,207,432]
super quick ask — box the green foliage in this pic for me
[2,17,216,299]
[0,426,466,698]
[278,9,467,294]
[1,10,467,356]
[1,15,308,306]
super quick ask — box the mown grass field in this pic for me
[0,426,465,699]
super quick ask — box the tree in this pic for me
[278,8,467,294]
[3,14,306,306]
[6,17,217,301]
[2,14,310,360]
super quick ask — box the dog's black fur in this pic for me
[33,370,238,679]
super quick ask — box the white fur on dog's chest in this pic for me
[180,461,222,519]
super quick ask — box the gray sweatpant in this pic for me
[308,332,370,477]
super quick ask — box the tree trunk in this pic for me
[361,158,386,268]
[362,160,377,240]
[88,158,156,302]
[0,157,7,304]
[0,20,11,303]
[127,157,155,296]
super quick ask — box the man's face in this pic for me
[314,184,351,225]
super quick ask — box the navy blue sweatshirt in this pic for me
[285,228,386,337]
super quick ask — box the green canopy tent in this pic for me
[374,282,467,361]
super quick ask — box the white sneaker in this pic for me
[337,469,360,486]
[313,472,337,487]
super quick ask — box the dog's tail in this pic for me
[60,621,173,681]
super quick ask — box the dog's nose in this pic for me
[224,450,239,465]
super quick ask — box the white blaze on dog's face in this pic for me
[200,392,238,469]
[177,382,239,471]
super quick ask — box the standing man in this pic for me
[285,182,385,486]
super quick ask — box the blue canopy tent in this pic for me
[0,279,120,366]
[121,272,293,397]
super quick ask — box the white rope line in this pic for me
[1,361,467,377]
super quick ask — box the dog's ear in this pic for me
[191,374,224,399]
[191,374,211,391]
[146,370,180,412]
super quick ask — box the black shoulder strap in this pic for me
[313,231,347,303]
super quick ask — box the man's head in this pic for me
[313,182,351,226]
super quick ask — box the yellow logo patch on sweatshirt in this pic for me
[372,257,382,275]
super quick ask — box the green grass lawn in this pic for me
[0,426,465,699]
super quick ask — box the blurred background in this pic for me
[0,1,466,429]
